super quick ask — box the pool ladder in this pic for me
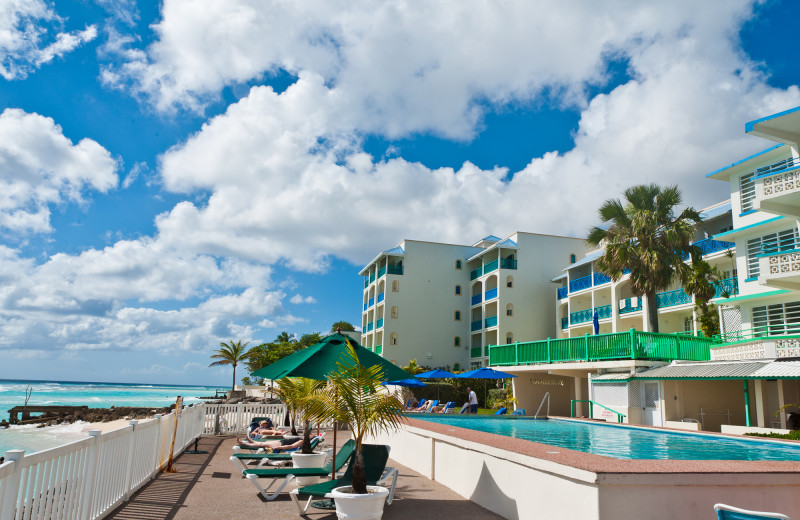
[534,392,550,420]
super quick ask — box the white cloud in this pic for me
[0,109,118,233]
[290,294,316,304]
[0,0,97,80]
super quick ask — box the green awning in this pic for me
[252,333,411,382]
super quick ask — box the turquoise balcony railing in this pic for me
[570,308,593,325]
[561,317,568,329]
[485,316,498,328]
[470,267,482,280]
[377,292,385,303]
[569,274,592,293]
[488,329,712,366]
[369,273,375,283]
[375,344,383,354]
[378,266,386,278]
[470,347,482,358]
[362,325,366,333]
[596,304,612,319]
[713,277,739,298]
[471,319,482,331]
[557,287,568,300]
[363,302,368,311]
[387,265,404,275]
[593,272,611,285]
[368,297,375,308]
[376,318,384,329]
[500,258,517,269]
[692,238,735,256]
[471,293,482,305]
[619,297,642,314]
[656,288,691,308]
[484,260,499,275]
[484,288,498,301]
[753,155,800,179]
[367,322,374,332]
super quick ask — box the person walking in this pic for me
[467,387,478,414]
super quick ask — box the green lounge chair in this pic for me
[289,444,398,515]
[229,435,324,471]
[242,439,356,501]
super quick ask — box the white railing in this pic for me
[202,403,287,434]
[0,403,205,520]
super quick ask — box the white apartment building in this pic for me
[359,234,588,371]
[553,201,736,337]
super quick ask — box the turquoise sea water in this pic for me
[416,415,800,461]
[0,379,216,454]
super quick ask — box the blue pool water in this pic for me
[416,415,800,461]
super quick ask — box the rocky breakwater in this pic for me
[2,404,176,428]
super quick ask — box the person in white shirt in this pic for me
[467,387,478,414]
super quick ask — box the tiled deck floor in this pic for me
[106,434,504,520]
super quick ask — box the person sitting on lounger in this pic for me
[251,420,284,437]
[236,436,305,452]
[411,401,435,412]
[405,397,419,410]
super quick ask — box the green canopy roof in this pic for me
[251,333,411,382]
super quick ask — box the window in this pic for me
[455,285,461,295]
[570,254,577,264]
[506,304,513,316]
[746,228,799,278]
[453,363,460,371]
[390,333,398,345]
[455,260,462,269]
[392,280,399,292]
[752,300,800,336]
[454,336,461,347]
[683,316,694,333]
[739,172,756,213]
[506,334,513,344]
[454,310,461,321]
[506,276,513,288]
[390,306,398,319]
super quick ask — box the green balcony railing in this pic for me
[470,267,482,280]
[387,265,404,275]
[485,315,498,328]
[713,324,800,344]
[500,258,517,269]
[378,266,387,278]
[375,344,383,354]
[488,329,712,366]
[484,260,498,275]
[369,273,375,283]
[470,347,482,358]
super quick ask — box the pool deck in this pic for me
[105,433,504,520]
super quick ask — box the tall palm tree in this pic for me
[587,184,702,333]
[209,340,251,391]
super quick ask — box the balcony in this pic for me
[376,318,384,329]
[363,302,368,311]
[471,319,482,332]
[758,249,800,290]
[470,267,482,280]
[387,265,404,275]
[557,287,568,300]
[484,288,498,301]
[618,297,642,314]
[367,322,374,332]
[561,317,568,329]
[569,305,611,325]
[484,260,499,275]
[754,156,800,218]
[712,325,800,360]
[377,292,385,304]
[362,325,367,333]
[470,346,482,358]
[375,344,383,354]
[655,288,691,308]
[471,293,482,305]
[368,297,375,308]
[713,277,739,298]
[488,330,712,366]
[369,273,375,284]
[593,272,611,286]
[485,315,498,328]
[692,238,735,256]
[364,278,368,288]
[378,266,386,278]
[569,274,592,293]
[500,258,517,269]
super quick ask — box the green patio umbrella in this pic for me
[251,332,411,479]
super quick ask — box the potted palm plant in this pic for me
[309,345,406,520]
[275,377,326,484]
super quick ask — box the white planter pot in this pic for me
[331,485,389,520]
[291,451,327,485]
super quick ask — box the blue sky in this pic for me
[1,0,799,386]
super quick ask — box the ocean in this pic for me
[0,379,218,454]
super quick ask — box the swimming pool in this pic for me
[415,415,800,461]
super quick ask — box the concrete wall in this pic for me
[512,373,574,417]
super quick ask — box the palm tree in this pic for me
[308,345,406,494]
[274,378,325,453]
[402,358,426,375]
[209,340,251,391]
[587,184,702,333]
[683,258,723,337]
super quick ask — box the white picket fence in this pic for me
[0,403,205,520]
[202,403,287,434]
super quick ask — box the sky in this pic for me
[1,0,799,386]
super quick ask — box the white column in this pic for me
[80,430,102,520]
[574,376,584,417]
[0,450,25,520]
[753,379,766,428]
[641,294,651,332]
[611,282,620,333]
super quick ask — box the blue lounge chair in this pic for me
[440,402,455,414]
[424,400,439,412]
[714,504,791,520]
[512,408,526,416]
[494,407,507,415]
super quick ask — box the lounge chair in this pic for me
[241,439,355,500]
[714,503,792,520]
[494,407,507,415]
[511,408,526,416]
[440,402,455,414]
[230,435,324,471]
[423,400,439,413]
[289,444,398,515]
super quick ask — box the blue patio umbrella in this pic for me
[456,367,518,409]
[415,369,457,400]
[593,310,600,335]
[384,378,426,387]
